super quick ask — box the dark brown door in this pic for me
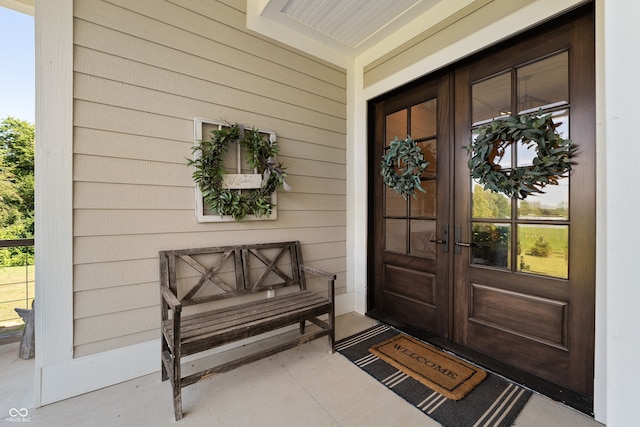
[452,12,595,396]
[370,73,453,338]
[370,10,594,397]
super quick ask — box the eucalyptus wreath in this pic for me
[188,124,288,221]
[381,136,428,198]
[466,113,575,199]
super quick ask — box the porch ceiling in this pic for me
[265,0,434,49]
[250,0,482,65]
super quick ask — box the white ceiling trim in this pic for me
[0,0,34,15]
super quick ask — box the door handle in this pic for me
[454,225,473,255]
[429,225,448,253]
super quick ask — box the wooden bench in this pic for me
[159,241,336,420]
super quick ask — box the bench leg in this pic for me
[173,384,183,421]
[161,364,168,382]
[299,320,305,335]
[171,352,183,420]
[161,342,169,382]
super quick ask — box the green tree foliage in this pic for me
[527,235,551,257]
[472,184,510,218]
[0,117,35,266]
[519,200,567,218]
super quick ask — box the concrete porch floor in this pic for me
[1,313,603,426]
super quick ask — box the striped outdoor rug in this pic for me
[336,324,531,427]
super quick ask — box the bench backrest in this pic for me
[159,241,306,307]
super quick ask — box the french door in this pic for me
[371,73,453,338]
[369,8,594,397]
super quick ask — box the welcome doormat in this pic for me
[337,325,532,427]
[369,334,487,400]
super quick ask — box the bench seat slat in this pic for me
[181,304,331,356]
[178,293,327,334]
[178,298,329,345]
[178,290,313,326]
[164,292,329,342]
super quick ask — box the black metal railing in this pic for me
[0,239,35,336]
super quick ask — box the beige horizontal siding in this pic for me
[73,210,347,237]
[74,127,191,163]
[74,258,159,292]
[74,330,158,358]
[74,259,346,321]
[74,44,346,119]
[74,282,159,319]
[73,228,346,265]
[72,0,346,356]
[74,2,345,101]
[73,240,346,292]
[74,154,345,187]
[277,194,346,212]
[278,138,345,164]
[74,306,158,346]
[73,183,346,211]
[73,183,194,210]
[364,0,535,88]
[74,99,344,149]
[73,69,345,133]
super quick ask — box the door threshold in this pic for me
[365,310,594,417]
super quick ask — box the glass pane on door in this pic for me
[472,183,511,219]
[385,186,406,217]
[417,140,437,177]
[410,220,437,258]
[517,224,568,278]
[386,110,407,144]
[471,223,511,269]
[410,180,436,217]
[517,183,569,220]
[411,99,437,139]
[472,72,511,124]
[385,219,406,253]
[518,52,569,114]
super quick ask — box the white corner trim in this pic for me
[34,0,74,407]
[335,292,354,317]
[40,340,159,405]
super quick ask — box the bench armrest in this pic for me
[300,264,336,283]
[161,285,182,313]
[300,265,336,305]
